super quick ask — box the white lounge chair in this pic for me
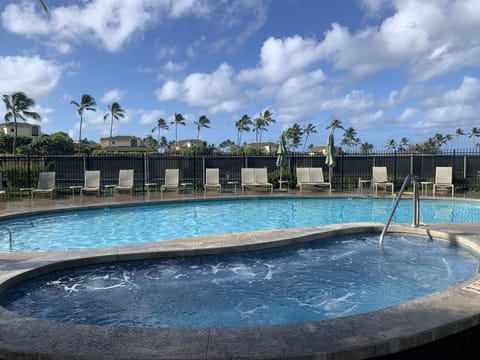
[296,167,331,193]
[433,166,454,197]
[80,170,101,196]
[161,169,179,195]
[114,169,134,196]
[241,168,272,194]
[254,168,273,194]
[372,167,393,195]
[31,172,56,199]
[204,168,221,195]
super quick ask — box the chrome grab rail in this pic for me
[379,174,420,245]
[0,225,12,251]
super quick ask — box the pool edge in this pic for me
[0,222,479,359]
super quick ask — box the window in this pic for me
[31,126,39,137]
[131,139,137,147]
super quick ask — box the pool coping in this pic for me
[1,222,480,359]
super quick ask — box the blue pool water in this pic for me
[1,233,478,328]
[1,197,479,252]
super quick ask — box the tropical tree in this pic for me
[195,115,211,139]
[219,139,235,152]
[360,142,374,154]
[70,94,96,154]
[235,114,252,147]
[342,127,359,152]
[285,123,303,150]
[3,91,41,155]
[170,112,186,145]
[469,127,480,148]
[398,137,409,152]
[326,118,344,134]
[159,136,168,152]
[103,102,125,149]
[39,0,48,12]
[385,139,397,152]
[302,123,317,152]
[151,118,168,151]
[143,135,158,152]
[455,128,465,149]
[253,110,275,151]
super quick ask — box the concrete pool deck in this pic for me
[0,195,480,359]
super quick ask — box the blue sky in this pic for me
[1,0,480,150]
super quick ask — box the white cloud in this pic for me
[163,61,186,73]
[0,55,62,98]
[239,36,323,84]
[443,76,480,104]
[101,88,125,104]
[156,63,245,113]
[139,110,167,126]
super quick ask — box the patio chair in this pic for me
[0,172,6,200]
[372,167,393,195]
[114,169,134,196]
[80,170,101,196]
[309,167,331,192]
[31,172,56,199]
[161,169,179,195]
[204,168,221,195]
[433,166,454,197]
[241,168,256,194]
[254,168,273,194]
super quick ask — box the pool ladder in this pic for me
[379,174,420,245]
[1,226,12,251]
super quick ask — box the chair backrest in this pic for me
[165,169,179,186]
[205,168,219,185]
[310,168,325,183]
[372,167,388,183]
[241,168,255,185]
[0,172,3,191]
[435,167,452,185]
[118,169,134,187]
[37,172,55,190]
[296,168,310,184]
[255,168,269,184]
[84,170,100,188]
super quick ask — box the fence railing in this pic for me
[1,150,479,198]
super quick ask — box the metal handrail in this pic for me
[379,174,420,245]
[0,225,12,251]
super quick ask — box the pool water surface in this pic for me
[1,197,479,252]
[1,232,478,328]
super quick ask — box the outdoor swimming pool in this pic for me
[1,197,479,252]
[1,232,478,328]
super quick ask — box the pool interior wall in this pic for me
[1,222,480,359]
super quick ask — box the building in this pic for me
[0,123,43,138]
[100,136,148,151]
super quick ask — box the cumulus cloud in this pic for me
[0,55,62,98]
[139,109,168,126]
[101,88,125,104]
[156,63,246,113]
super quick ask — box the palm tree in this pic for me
[302,123,317,152]
[469,127,480,148]
[39,0,48,12]
[385,139,397,152]
[171,112,186,145]
[398,137,409,152]
[151,118,169,152]
[326,118,344,134]
[103,102,125,149]
[195,115,211,139]
[253,110,275,151]
[455,128,465,149]
[360,142,374,154]
[285,123,303,150]
[70,94,96,154]
[342,127,358,152]
[235,114,252,147]
[3,91,41,155]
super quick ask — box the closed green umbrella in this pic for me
[325,131,336,186]
[276,132,288,191]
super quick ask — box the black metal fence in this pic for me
[1,149,479,198]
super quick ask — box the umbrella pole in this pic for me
[279,168,283,191]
